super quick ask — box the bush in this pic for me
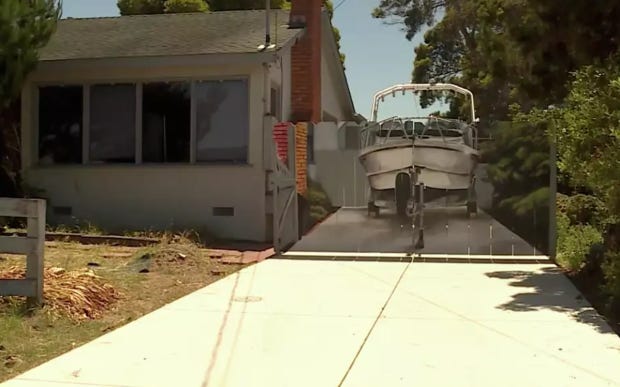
[557,213,604,271]
[309,205,328,222]
[306,180,332,222]
[306,181,331,209]
[557,193,609,229]
[603,252,620,299]
[164,0,208,12]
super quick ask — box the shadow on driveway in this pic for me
[485,267,616,335]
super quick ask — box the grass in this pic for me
[0,235,245,382]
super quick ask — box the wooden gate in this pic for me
[267,121,299,254]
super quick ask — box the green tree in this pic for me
[164,0,208,12]
[552,56,620,216]
[483,115,551,251]
[0,0,61,107]
[117,0,166,15]
[0,0,61,200]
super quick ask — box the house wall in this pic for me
[21,58,279,241]
[268,50,292,121]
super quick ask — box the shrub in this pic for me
[557,213,604,271]
[309,205,328,222]
[306,180,332,222]
[558,193,609,229]
[603,252,620,299]
[164,0,208,12]
[306,180,331,209]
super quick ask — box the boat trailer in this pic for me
[368,164,478,250]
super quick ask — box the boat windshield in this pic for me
[421,119,465,138]
[375,117,466,139]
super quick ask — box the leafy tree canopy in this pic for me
[0,0,61,108]
[164,0,208,13]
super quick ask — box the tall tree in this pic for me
[0,0,61,199]
[0,0,61,108]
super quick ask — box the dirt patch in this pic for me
[0,237,247,382]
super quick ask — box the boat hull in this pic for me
[359,140,479,191]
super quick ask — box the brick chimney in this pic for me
[290,0,322,123]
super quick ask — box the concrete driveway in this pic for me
[4,259,620,387]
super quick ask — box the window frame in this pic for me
[33,76,252,167]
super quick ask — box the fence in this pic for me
[0,198,46,305]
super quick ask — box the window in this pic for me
[89,84,136,163]
[38,86,83,164]
[142,82,190,163]
[37,78,251,166]
[195,79,249,163]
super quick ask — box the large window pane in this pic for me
[195,79,249,163]
[143,82,190,163]
[89,84,136,163]
[38,86,83,164]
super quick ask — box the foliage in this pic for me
[603,252,620,299]
[482,119,550,249]
[117,0,166,15]
[556,213,604,271]
[373,0,620,120]
[307,180,331,209]
[164,0,208,12]
[552,58,620,216]
[557,193,612,231]
[306,179,332,222]
[0,0,61,108]
[0,0,60,205]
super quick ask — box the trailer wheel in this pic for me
[368,201,380,217]
[466,201,478,217]
[395,172,411,219]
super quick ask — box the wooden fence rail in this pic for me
[0,198,46,305]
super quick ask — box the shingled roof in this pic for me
[40,10,302,61]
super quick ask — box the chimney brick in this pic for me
[290,0,322,123]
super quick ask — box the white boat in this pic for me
[359,83,480,213]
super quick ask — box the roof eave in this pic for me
[36,29,304,69]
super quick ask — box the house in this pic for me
[20,0,359,243]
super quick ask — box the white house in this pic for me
[20,1,358,243]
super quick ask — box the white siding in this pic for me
[268,49,292,122]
